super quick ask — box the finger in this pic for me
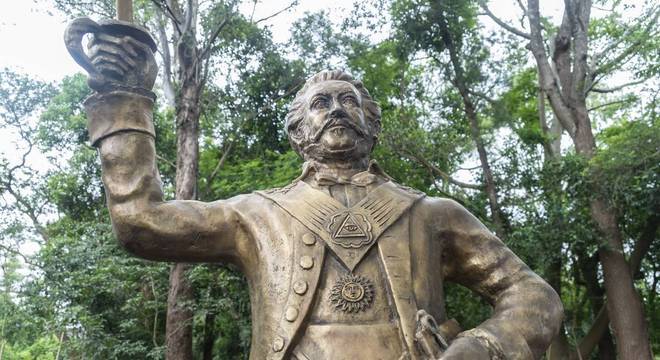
[93,33,139,58]
[88,43,137,69]
[90,51,131,73]
[122,35,154,59]
[92,56,128,78]
[94,61,125,80]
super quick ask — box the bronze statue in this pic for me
[65,18,563,360]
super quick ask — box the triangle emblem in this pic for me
[334,213,367,238]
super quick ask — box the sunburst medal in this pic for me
[330,274,374,313]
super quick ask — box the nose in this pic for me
[328,99,349,119]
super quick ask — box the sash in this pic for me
[257,180,424,271]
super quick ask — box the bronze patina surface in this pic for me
[65,20,563,360]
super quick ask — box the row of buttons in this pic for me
[272,232,319,353]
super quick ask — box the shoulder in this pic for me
[254,180,300,196]
[379,180,475,220]
[206,192,278,215]
[387,180,427,197]
[412,195,489,235]
[229,191,277,207]
[406,190,464,215]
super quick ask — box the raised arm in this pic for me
[71,21,246,264]
[438,199,563,359]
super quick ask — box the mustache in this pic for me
[312,116,367,142]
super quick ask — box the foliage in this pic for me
[1,0,659,358]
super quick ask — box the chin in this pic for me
[303,138,373,163]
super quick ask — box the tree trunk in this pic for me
[577,250,616,360]
[166,263,194,360]
[589,198,652,360]
[202,311,217,360]
[166,5,201,357]
[538,85,572,360]
[568,211,657,359]
[460,85,506,238]
[546,254,569,360]
[165,92,199,359]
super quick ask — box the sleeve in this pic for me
[439,200,563,359]
[85,90,249,263]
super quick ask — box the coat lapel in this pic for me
[379,214,421,359]
[258,181,423,271]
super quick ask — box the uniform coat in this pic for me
[86,91,563,359]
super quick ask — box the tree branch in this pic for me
[151,0,182,35]
[3,184,48,243]
[203,141,233,194]
[154,9,177,107]
[156,154,177,169]
[478,0,531,39]
[422,161,472,205]
[589,78,647,94]
[587,99,631,112]
[180,0,197,40]
[0,243,41,269]
[249,0,258,22]
[253,1,298,24]
[404,150,483,190]
[527,0,577,139]
[201,79,305,197]
[199,16,230,61]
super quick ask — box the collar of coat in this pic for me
[296,159,391,187]
[257,177,425,271]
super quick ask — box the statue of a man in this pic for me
[76,23,562,360]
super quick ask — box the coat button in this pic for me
[299,256,314,269]
[293,280,308,295]
[285,306,299,322]
[302,233,316,245]
[272,336,285,352]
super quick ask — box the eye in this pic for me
[311,97,329,110]
[342,96,358,107]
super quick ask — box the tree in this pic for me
[480,0,658,357]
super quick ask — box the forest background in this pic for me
[0,0,658,359]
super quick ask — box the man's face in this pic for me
[299,80,372,160]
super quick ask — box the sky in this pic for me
[0,1,79,81]
[0,0,558,81]
[0,0,651,281]
[0,0,561,212]
[0,0,361,179]
[0,0,365,260]
[0,1,357,82]
[3,0,636,264]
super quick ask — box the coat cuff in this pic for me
[84,90,156,147]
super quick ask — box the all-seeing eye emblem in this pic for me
[326,211,373,249]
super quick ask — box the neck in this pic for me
[308,157,369,178]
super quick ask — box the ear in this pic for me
[369,118,382,139]
[289,124,305,143]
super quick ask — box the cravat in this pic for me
[314,171,379,187]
